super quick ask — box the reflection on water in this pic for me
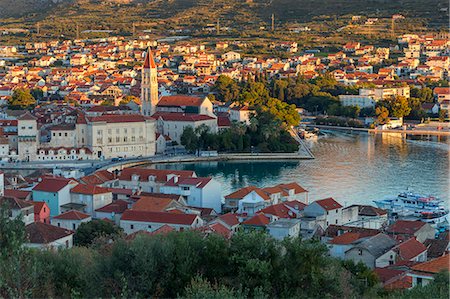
[155,132,449,206]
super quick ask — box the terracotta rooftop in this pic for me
[70,184,110,195]
[25,222,74,244]
[411,254,450,274]
[394,238,427,261]
[118,168,195,183]
[95,200,129,213]
[121,210,198,225]
[314,197,343,210]
[242,214,270,226]
[386,220,426,235]
[157,95,204,107]
[32,177,76,193]
[53,210,91,220]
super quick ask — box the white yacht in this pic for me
[374,191,449,226]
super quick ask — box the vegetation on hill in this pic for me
[0,0,447,45]
[0,205,449,298]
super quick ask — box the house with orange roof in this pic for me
[242,213,271,231]
[161,176,222,213]
[120,210,204,234]
[408,254,449,287]
[117,168,196,193]
[25,222,74,250]
[32,176,78,217]
[224,186,270,215]
[70,183,113,216]
[328,231,379,258]
[303,197,344,228]
[51,210,92,230]
[208,213,240,233]
[95,199,129,224]
[386,220,434,243]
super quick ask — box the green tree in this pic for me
[30,88,44,101]
[8,88,36,109]
[119,95,139,105]
[213,75,240,102]
[382,95,411,119]
[375,106,390,124]
[74,219,123,247]
[181,126,199,153]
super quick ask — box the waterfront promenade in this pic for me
[311,125,450,136]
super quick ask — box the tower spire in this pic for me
[141,47,159,116]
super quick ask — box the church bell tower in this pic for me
[141,47,158,116]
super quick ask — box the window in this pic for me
[73,223,76,230]
[130,224,134,229]
[66,240,69,248]
[416,277,423,286]
[148,225,152,229]
[358,249,363,256]
[57,222,60,227]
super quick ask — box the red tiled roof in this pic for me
[32,177,76,193]
[204,222,232,238]
[53,210,91,220]
[259,201,305,219]
[157,95,204,107]
[394,238,427,260]
[434,87,449,95]
[164,177,212,189]
[132,197,175,212]
[225,186,270,201]
[118,168,195,183]
[29,201,47,213]
[18,112,37,121]
[386,220,426,235]
[217,116,231,127]
[217,213,240,226]
[4,189,31,200]
[151,224,175,235]
[88,114,153,124]
[411,254,450,274]
[276,182,308,194]
[242,214,270,226]
[330,231,377,245]
[25,222,73,244]
[0,196,33,210]
[152,112,215,122]
[121,210,198,225]
[374,268,406,284]
[314,197,343,210]
[95,200,129,213]
[71,184,110,195]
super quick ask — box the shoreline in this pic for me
[311,124,450,136]
[105,153,314,172]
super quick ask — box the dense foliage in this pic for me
[181,121,298,153]
[8,88,36,110]
[0,205,448,299]
[73,219,123,247]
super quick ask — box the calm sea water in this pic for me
[155,131,450,206]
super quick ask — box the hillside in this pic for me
[0,0,447,42]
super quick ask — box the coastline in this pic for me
[311,124,450,136]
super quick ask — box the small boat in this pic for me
[374,191,449,226]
